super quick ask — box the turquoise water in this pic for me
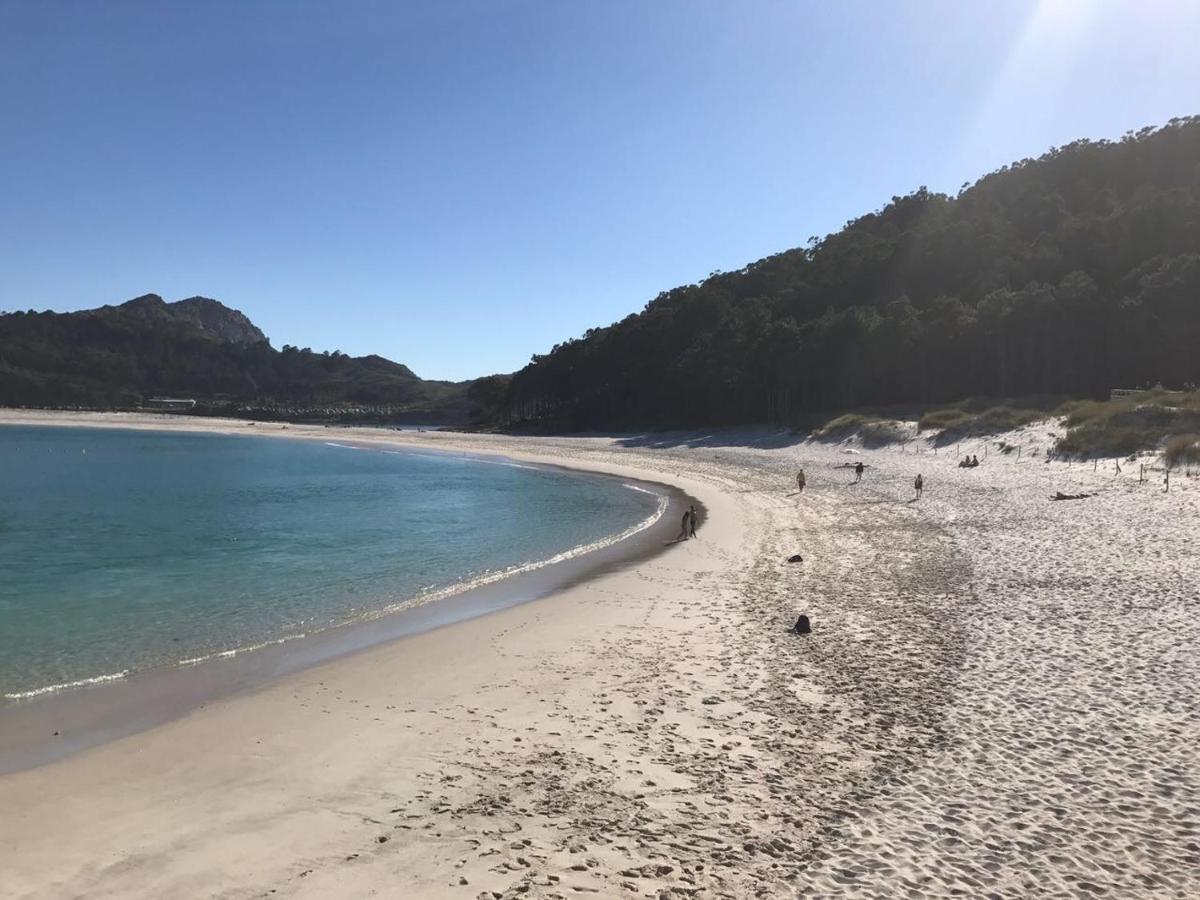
[0,426,663,700]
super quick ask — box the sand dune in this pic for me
[1,411,1197,898]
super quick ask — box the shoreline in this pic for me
[2,410,1196,899]
[0,413,699,774]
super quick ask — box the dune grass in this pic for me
[1163,434,1200,468]
[1054,390,1200,458]
[813,414,909,446]
[917,408,972,431]
[813,413,872,439]
[816,390,1200,459]
[860,420,909,446]
[917,404,1044,436]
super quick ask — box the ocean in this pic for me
[0,425,665,701]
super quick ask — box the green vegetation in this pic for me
[1161,434,1200,468]
[917,408,972,432]
[918,403,1045,436]
[811,414,910,447]
[1055,390,1200,458]
[813,413,874,439]
[1056,399,1110,424]
[806,389,1200,460]
[1164,434,1200,468]
[465,374,513,427]
[7,121,1200,434]
[0,294,478,422]
[506,118,1200,430]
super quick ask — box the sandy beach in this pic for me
[1,410,1198,899]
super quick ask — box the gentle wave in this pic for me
[181,478,668,672]
[6,480,669,701]
[177,632,309,667]
[352,480,669,624]
[4,669,129,701]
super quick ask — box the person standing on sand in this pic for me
[797,469,806,493]
[914,473,924,499]
[854,461,864,483]
[679,509,692,541]
[688,505,698,538]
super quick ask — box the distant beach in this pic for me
[1,409,1197,898]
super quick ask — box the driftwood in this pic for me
[1050,491,1093,501]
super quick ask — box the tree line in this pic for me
[0,296,470,417]
[504,117,1200,430]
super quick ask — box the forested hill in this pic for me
[0,294,476,421]
[506,117,1200,430]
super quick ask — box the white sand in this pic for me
[1,410,1197,899]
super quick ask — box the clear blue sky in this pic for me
[2,1,1197,380]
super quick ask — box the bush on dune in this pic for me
[1165,434,1200,468]
[814,413,871,440]
[860,420,909,447]
[1055,391,1200,458]
[974,406,1043,432]
[1056,425,1155,458]
[918,408,971,431]
[1057,399,1111,426]
[918,404,1043,435]
[813,413,908,446]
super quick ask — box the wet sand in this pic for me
[0,460,690,775]
[1,410,1197,899]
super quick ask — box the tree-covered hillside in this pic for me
[0,294,471,420]
[507,117,1200,430]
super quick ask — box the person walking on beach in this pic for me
[688,504,698,538]
[678,508,692,541]
[914,473,924,500]
[796,469,806,493]
[854,461,864,483]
